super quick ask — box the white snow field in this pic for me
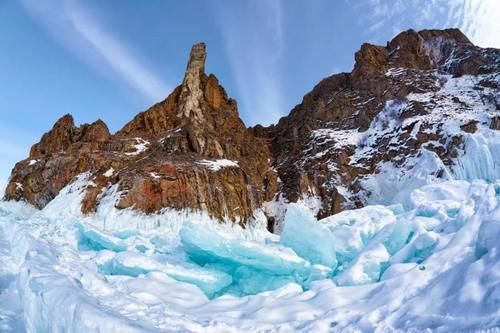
[0,126,499,332]
[1,177,499,332]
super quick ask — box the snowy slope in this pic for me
[1,165,499,332]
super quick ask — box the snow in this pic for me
[1,176,499,332]
[149,172,160,179]
[28,159,37,166]
[349,72,500,209]
[103,167,115,177]
[125,138,150,156]
[197,159,239,171]
[310,128,361,151]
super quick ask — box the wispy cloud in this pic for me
[213,1,285,126]
[20,0,172,102]
[458,0,500,48]
[356,0,499,48]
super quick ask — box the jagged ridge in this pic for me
[5,29,500,229]
[5,42,278,224]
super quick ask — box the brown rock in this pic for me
[461,121,478,133]
[490,116,500,130]
[30,114,75,157]
[81,120,111,142]
[5,42,277,224]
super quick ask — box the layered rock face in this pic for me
[260,28,499,220]
[5,29,500,228]
[5,43,277,223]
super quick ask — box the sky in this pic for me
[0,0,499,183]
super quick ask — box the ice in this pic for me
[0,174,499,331]
[390,231,438,264]
[320,205,397,268]
[97,252,232,298]
[280,203,337,267]
[180,221,330,295]
[360,149,451,208]
[77,223,127,252]
[336,243,390,285]
[453,130,500,182]
[475,188,500,258]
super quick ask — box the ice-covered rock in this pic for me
[452,130,500,182]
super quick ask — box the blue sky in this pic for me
[0,0,498,183]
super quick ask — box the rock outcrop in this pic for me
[5,29,500,229]
[5,42,277,224]
[260,28,499,221]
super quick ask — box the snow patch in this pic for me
[103,167,114,177]
[197,159,239,171]
[149,172,160,179]
[125,138,150,156]
[310,128,361,151]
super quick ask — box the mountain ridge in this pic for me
[4,28,500,230]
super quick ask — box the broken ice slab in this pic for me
[180,222,331,294]
[77,223,127,252]
[97,251,232,298]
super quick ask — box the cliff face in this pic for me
[5,43,277,224]
[5,29,500,228]
[261,28,500,220]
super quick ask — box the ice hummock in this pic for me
[181,220,331,296]
[1,176,499,332]
[280,203,337,267]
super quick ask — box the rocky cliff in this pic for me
[5,43,277,224]
[258,28,499,223]
[5,29,500,229]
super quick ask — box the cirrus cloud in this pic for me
[20,0,172,103]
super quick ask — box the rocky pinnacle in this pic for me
[178,42,207,120]
[4,29,499,225]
